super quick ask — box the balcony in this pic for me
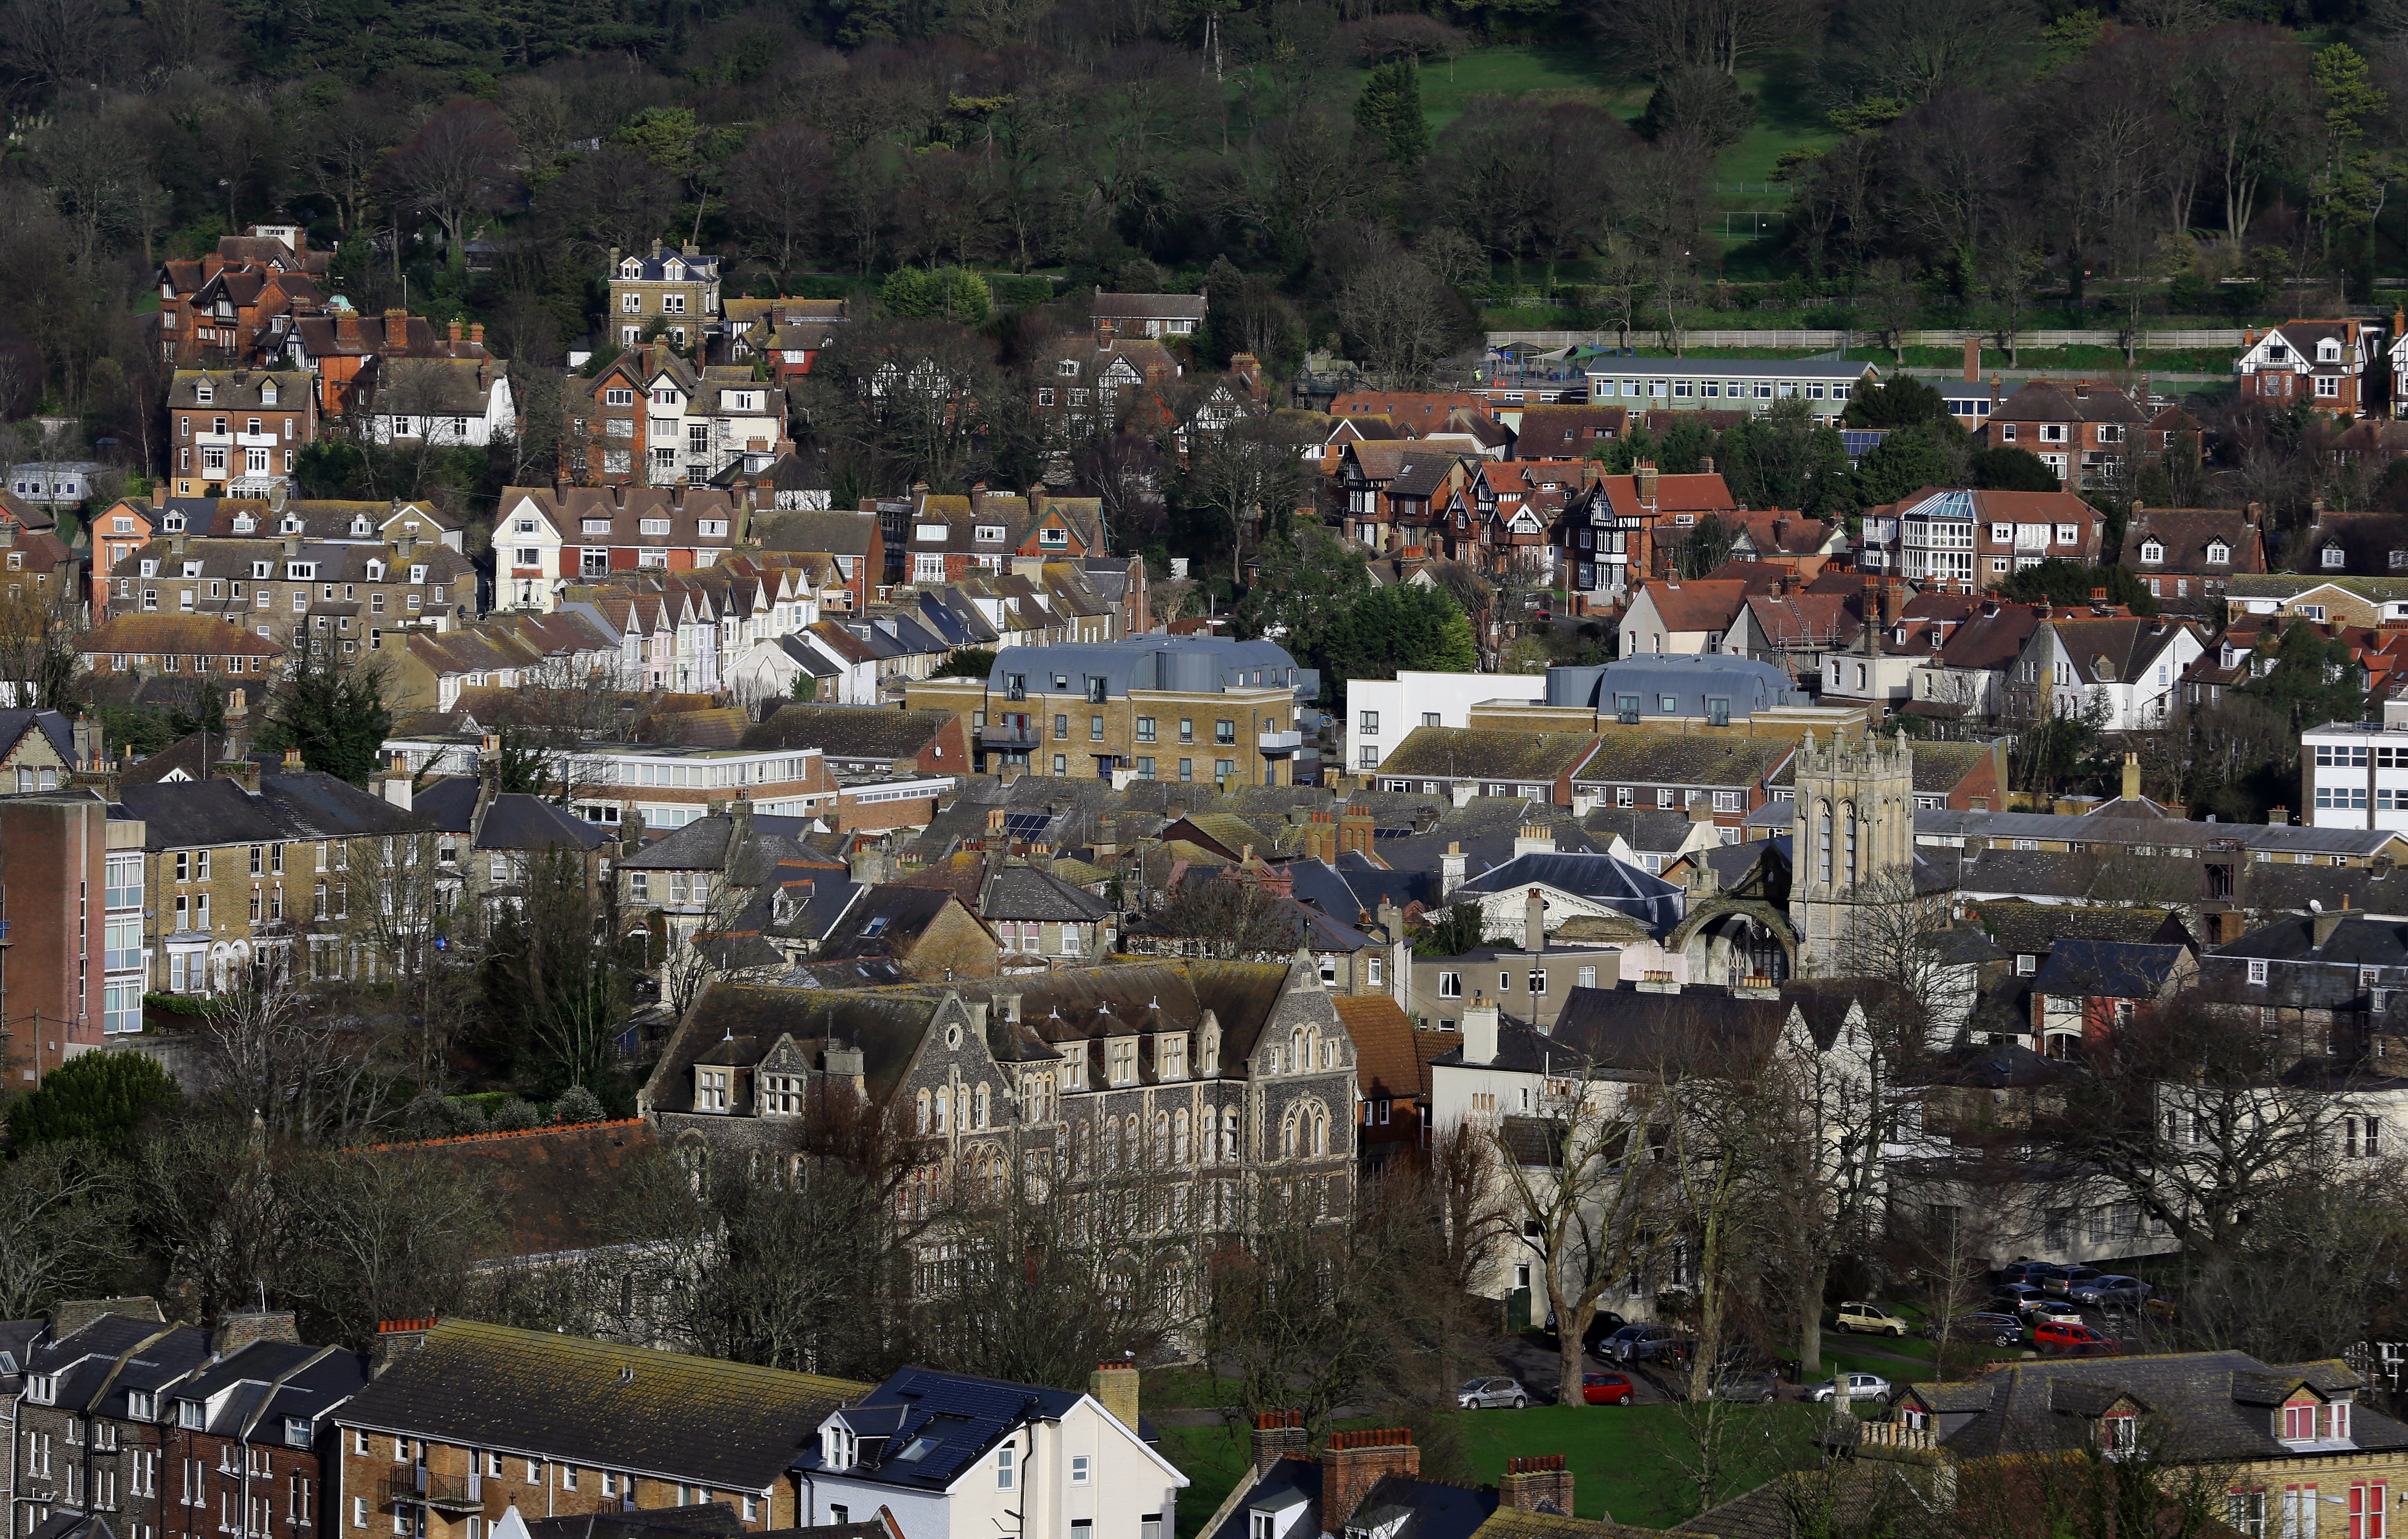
[1257,730,1303,756]
[385,1470,480,1513]
[980,721,1039,749]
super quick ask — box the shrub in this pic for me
[8,1051,181,1148]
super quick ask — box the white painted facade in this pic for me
[1344,671,1547,773]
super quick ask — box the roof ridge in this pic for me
[364,1118,644,1151]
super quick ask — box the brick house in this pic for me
[1089,289,1207,338]
[280,307,504,418]
[752,509,884,612]
[1031,325,1180,464]
[168,371,318,499]
[79,614,285,684]
[640,956,1359,1244]
[721,297,850,379]
[155,228,330,368]
[2122,505,2268,605]
[1857,487,2106,587]
[1983,380,2200,491]
[333,1319,863,1539]
[2239,319,2384,417]
[1554,464,1742,597]
[104,533,475,653]
[604,244,724,351]
[1339,994,1458,1166]
[0,783,142,1058]
[14,1304,232,1539]
[161,1329,370,1539]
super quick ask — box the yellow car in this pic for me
[1837,1301,1911,1337]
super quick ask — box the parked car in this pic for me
[1934,1311,2025,1347]
[1994,1261,2065,1287]
[1837,1301,1912,1337]
[1458,1376,1531,1409]
[1604,1324,1674,1363]
[1809,1372,1892,1403]
[2033,1321,2121,1355]
[1710,1370,1779,1403]
[2044,1267,2105,1297]
[1543,1310,1631,1351]
[1992,1285,2082,1322]
[2069,1275,2152,1307]
[1582,1372,1636,1406]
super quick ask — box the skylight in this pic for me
[894,1436,939,1462]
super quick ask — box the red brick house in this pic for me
[155,228,331,368]
[1340,993,1457,1164]
[2121,505,2267,602]
[80,613,287,680]
[161,1331,370,1539]
[1553,464,1742,598]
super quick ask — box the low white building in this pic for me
[797,1364,1186,1539]
[2304,720,2408,829]
[1345,670,1546,773]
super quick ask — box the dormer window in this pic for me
[664,261,684,282]
[2325,546,2347,568]
[284,1416,310,1448]
[287,563,314,580]
[2206,542,2230,565]
[410,565,427,583]
[620,260,642,279]
[261,382,278,405]
[1057,359,1079,377]
[25,1374,54,1405]
[2140,541,2163,565]
[976,525,1004,543]
[2100,1412,2138,1454]
[177,1399,203,1429]
[2321,341,2342,362]
[233,512,255,533]
[281,516,302,534]
[2269,343,2290,363]
[350,516,370,535]
[696,1066,729,1112]
[822,1425,856,1471]
[164,512,185,532]
[127,1391,155,1420]
[194,384,213,404]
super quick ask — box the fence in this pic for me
[1487,327,2252,351]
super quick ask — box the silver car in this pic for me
[1457,1376,1530,1409]
[1808,1372,1892,1403]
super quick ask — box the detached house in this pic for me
[2122,506,2267,603]
[2005,610,2205,731]
[605,243,724,350]
[168,371,318,499]
[1090,290,1207,338]
[2241,319,2384,417]
[1984,380,2202,491]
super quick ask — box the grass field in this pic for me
[1158,1402,1838,1538]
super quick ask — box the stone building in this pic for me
[639,957,1360,1260]
[1787,729,1917,973]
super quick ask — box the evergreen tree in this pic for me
[1849,425,1954,506]
[1353,61,1429,164]
[1970,445,2061,491]
[1993,559,2158,616]
[257,651,392,787]
[879,267,938,318]
[1655,414,1716,475]
[8,1051,180,1148]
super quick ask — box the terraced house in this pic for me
[333,1319,864,1539]
[105,531,477,653]
[643,957,1359,1253]
[490,485,749,612]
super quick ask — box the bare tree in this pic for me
[1179,412,1321,589]
[202,976,402,1141]
[0,1142,134,1318]
[725,122,829,271]
[383,98,519,265]
[1336,253,1469,390]
[1589,0,1823,79]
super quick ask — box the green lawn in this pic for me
[1418,47,1627,134]
[1158,1403,1836,1537]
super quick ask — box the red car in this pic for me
[2034,1321,2123,1356]
[1582,1371,1635,1405]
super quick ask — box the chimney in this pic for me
[1305,808,1336,864]
[1699,455,1715,474]
[1732,975,1780,1000]
[1096,317,1117,349]
[2314,909,2346,948]
[2121,752,2141,804]
[1090,1361,1140,1433]
[280,748,302,771]
[1500,1456,1574,1515]
[212,1310,300,1357]
[1441,841,1467,898]
[1462,993,1499,1063]
[371,1318,440,1377]
[1991,371,2001,411]
[2213,908,2248,945]
[1636,970,1682,994]
[447,318,463,344]
[382,752,413,811]
[1252,1412,1309,1470]
[1322,1430,1419,1533]
[1340,801,1374,858]
[821,1041,864,1089]
[1882,579,1906,627]
[1514,823,1554,857]
[2270,806,2290,826]
[469,322,485,348]
[1962,337,1980,383]
[49,1298,162,1338]
[1636,461,1659,504]
[1523,887,1546,954]
[383,308,409,352]
[336,311,362,349]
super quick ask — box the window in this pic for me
[2353,1484,2387,1539]
[2327,545,2348,568]
[2249,959,2269,986]
[1071,1457,1091,1485]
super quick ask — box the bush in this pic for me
[552,1084,608,1125]
[8,1051,181,1148]
[489,1098,544,1131]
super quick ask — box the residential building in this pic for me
[2300,721,2408,830]
[1556,466,1744,599]
[382,610,625,714]
[156,244,327,369]
[0,781,144,1063]
[1346,672,1548,775]
[797,1364,1186,1539]
[196,498,466,552]
[1365,728,1600,806]
[1856,488,2106,585]
[1568,733,1797,831]
[1980,380,2195,491]
[2240,320,2384,416]
[1619,579,1761,657]
[2004,612,2204,731]
[79,615,284,687]
[1031,324,1180,465]
[738,705,969,778]
[103,533,476,654]
[334,1318,864,1538]
[167,371,319,499]
[88,499,158,617]
[1341,995,1461,1159]
[1543,655,1810,732]
[16,1303,212,1539]
[112,755,432,992]
[2122,505,2267,603]
[2028,936,2196,1056]
[1090,290,1207,338]
[721,297,851,379]
[7,462,103,507]
[354,349,516,448]
[490,485,749,611]
[905,638,1311,788]
[1510,403,1627,458]
[642,955,1359,1242]
[406,774,614,921]
[279,305,504,418]
[565,345,783,490]
[1888,1351,2408,1515]
[1209,1423,1531,1539]
[605,244,724,350]
[2225,574,2408,628]
[160,1325,372,1539]
[1581,357,1874,420]
[1327,391,1494,428]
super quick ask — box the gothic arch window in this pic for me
[1817,802,1834,886]
[1223,1107,1240,1161]
[1312,1107,1328,1156]
[934,1088,951,1134]
[1154,1111,1170,1163]
[916,1089,931,1135]
[1173,1109,1192,1164]
[1281,1113,1297,1159]
[974,1083,990,1129]
[1290,1028,1308,1074]
[1125,1114,1140,1167]
[1842,801,1858,887]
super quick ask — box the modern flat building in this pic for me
[2304,720,2408,830]
[1344,671,1546,774]
[1581,357,1877,420]
[906,638,1314,789]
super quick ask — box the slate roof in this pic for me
[980,862,1112,923]
[1990,381,2148,425]
[1091,292,1208,322]
[474,794,607,853]
[1970,900,2187,959]
[1903,1351,2408,1461]
[742,707,952,765]
[2037,617,2198,687]
[803,1365,1169,1492]
[818,885,976,961]
[337,1320,867,1486]
[114,769,430,850]
[2028,938,2190,998]
[521,1504,748,1539]
[1455,851,1683,932]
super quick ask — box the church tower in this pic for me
[1788,728,1916,973]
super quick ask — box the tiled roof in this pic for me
[80,614,284,656]
[1377,727,1598,783]
[2124,508,2266,574]
[338,1320,866,1487]
[1634,579,1757,632]
[1339,994,1457,1103]
[367,1122,655,1259]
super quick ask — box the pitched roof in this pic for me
[1989,380,2147,424]
[1634,579,1756,633]
[1340,994,1458,1104]
[365,1121,657,1258]
[79,614,284,657]
[2124,508,2267,574]
[1377,728,1599,784]
[338,1320,868,1487]
[1091,291,1208,322]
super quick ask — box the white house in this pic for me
[358,356,517,448]
[493,491,566,612]
[1345,670,1547,774]
[796,1365,1187,1539]
[2009,615,2203,732]
[1619,580,1752,658]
